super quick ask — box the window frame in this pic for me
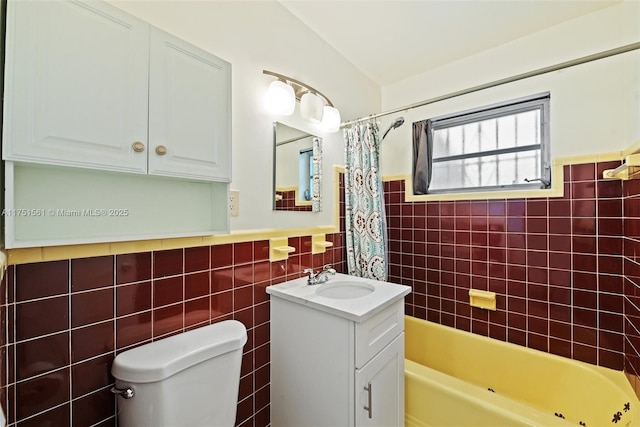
[423,92,551,195]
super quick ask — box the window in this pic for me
[413,93,550,194]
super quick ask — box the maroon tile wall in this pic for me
[274,190,313,212]
[0,234,345,426]
[2,161,634,424]
[385,161,630,370]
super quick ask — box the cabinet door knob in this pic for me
[132,141,145,153]
[155,145,168,156]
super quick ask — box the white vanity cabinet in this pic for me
[3,0,231,182]
[268,275,409,427]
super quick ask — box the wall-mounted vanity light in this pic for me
[263,70,341,132]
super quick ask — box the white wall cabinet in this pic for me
[3,0,149,173]
[3,0,231,182]
[2,0,232,247]
[147,28,230,181]
[270,297,405,427]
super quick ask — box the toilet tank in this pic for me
[112,320,247,427]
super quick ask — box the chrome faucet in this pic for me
[304,264,336,285]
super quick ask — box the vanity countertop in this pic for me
[266,272,411,322]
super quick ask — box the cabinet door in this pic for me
[355,334,405,427]
[148,28,231,182]
[3,0,149,173]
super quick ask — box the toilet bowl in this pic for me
[111,320,247,427]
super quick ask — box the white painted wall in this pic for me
[104,0,639,231]
[379,1,640,177]
[108,0,380,231]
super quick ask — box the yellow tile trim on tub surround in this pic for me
[390,140,640,203]
[398,161,565,202]
[6,141,637,266]
[625,372,640,400]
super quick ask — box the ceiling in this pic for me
[279,0,621,86]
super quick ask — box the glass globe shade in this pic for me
[263,80,295,116]
[321,105,341,132]
[300,92,324,123]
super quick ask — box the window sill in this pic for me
[405,185,563,202]
[385,163,565,202]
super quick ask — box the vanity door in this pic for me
[355,334,405,427]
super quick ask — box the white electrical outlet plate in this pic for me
[230,190,239,216]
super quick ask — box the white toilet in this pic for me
[111,320,247,427]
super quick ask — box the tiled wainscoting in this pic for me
[2,161,639,424]
[0,235,345,426]
[385,161,634,370]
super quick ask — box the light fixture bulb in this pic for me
[300,92,324,124]
[321,105,341,132]
[263,80,295,116]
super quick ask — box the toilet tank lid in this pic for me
[111,320,247,383]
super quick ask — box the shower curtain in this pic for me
[343,121,387,281]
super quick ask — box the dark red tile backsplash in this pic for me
[385,161,635,371]
[0,235,345,426]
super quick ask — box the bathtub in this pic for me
[405,316,639,427]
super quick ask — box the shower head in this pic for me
[391,117,405,129]
[382,117,405,140]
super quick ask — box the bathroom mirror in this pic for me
[273,122,322,212]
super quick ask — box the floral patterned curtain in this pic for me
[343,121,387,281]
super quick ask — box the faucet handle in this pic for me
[303,268,315,275]
[322,264,334,271]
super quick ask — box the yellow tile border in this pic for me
[6,226,343,265]
[394,141,640,203]
[110,239,164,255]
[5,142,638,265]
[625,372,640,400]
[42,243,111,262]
[623,140,640,158]
[7,248,44,265]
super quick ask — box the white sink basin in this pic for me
[266,272,411,322]
[316,280,375,299]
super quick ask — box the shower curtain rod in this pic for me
[340,41,640,128]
